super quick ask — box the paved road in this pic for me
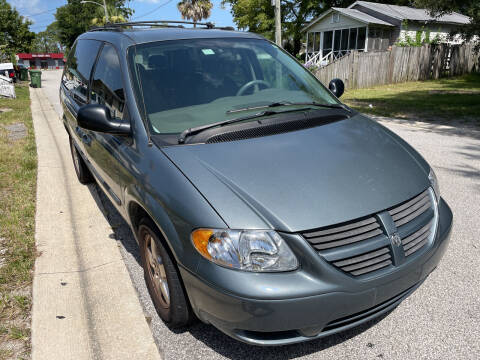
[41,70,479,359]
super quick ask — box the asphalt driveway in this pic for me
[41,70,479,360]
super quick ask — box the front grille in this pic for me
[389,190,431,228]
[300,188,438,277]
[332,247,392,276]
[389,189,436,257]
[302,216,383,250]
[402,220,433,256]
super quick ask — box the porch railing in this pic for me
[305,50,353,68]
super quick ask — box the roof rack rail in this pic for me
[88,20,235,32]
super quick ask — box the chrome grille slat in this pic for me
[308,222,380,243]
[312,229,383,250]
[341,253,391,272]
[303,217,377,238]
[391,195,430,222]
[389,191,429,216]
[394,201,431,227]
[351,259,392,276]
[405,238,429,256]
[403,230,430,251]
[333,248,390,267]
[402,221,432,245]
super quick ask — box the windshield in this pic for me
[128,37,340,134]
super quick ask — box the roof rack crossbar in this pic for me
[88,20,235,32]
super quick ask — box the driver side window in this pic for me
[90,43,125,120]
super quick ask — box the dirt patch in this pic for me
[3,123,27,141]
[0,108,13,113]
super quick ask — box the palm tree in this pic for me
[91,4,128,26]
[177,0,213,27]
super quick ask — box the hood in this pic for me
[162,115,430,232]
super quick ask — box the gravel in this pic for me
[42,70,480,360]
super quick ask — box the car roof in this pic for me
[78,27,265,47]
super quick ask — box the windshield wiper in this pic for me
[226,101,350,114]
[178,107,312,144]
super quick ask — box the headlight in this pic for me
[191,229,298,272]
[428,168,440,203]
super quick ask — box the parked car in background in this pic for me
[60,22,452,346]
[14,63,27,79]
[0,62,16,83]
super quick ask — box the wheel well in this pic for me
[128,201,196,318]
[128,201,175,258]
[128,201,149,236]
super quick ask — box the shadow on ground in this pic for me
[183,311,392,360]
[373,116,480,141]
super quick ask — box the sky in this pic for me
[6,0,236,33]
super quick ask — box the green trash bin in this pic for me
[29,70,42,88]
[20,68,29,81]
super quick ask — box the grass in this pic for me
[342,73,480,125]
[0,82,37,359]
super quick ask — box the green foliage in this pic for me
[55,0,134,49]
[32,22,62,53]
[177,0,213,24]
[0,0,35,58]
[414,0,479,50]
[395,21,441,47]
[222,0,351,56]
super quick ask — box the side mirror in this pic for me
[77,104,130,135]
[328,78,345,98]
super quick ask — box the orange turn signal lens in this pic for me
[191,229,214,260]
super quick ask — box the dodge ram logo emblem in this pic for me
[390,233,402,247]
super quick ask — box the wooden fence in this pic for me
[314,44,479,90]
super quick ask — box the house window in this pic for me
[357,27,366,50]
[334,30,341,51]
[331,13,340,23]
[341,29,349,50]
[307,32,314,53]
[313,32,320,52]
[323,31,333,52]
[348,28,358,50]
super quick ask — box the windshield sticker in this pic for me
[201,49,215,55]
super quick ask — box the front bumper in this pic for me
[180,199,453,346]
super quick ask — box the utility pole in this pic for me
[103,0,109,23]
[274,0,282,47]
[81,0,109,23]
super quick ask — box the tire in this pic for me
[328,78,345,98]
[69,136,93,184]
[138,217,193,328]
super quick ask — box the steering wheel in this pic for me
[236,80,271,96]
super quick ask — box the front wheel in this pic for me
[69,136,93,184]
[139,217,193,328]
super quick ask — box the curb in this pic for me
[30,86,162,360]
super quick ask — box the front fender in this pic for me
[124,173,226,272]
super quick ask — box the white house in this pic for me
[303,1,471,67]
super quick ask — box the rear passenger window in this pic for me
[90,44,124,119]
[62,39,102,106]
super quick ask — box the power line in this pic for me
[133,0,175,20]
[25,7,58,17]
